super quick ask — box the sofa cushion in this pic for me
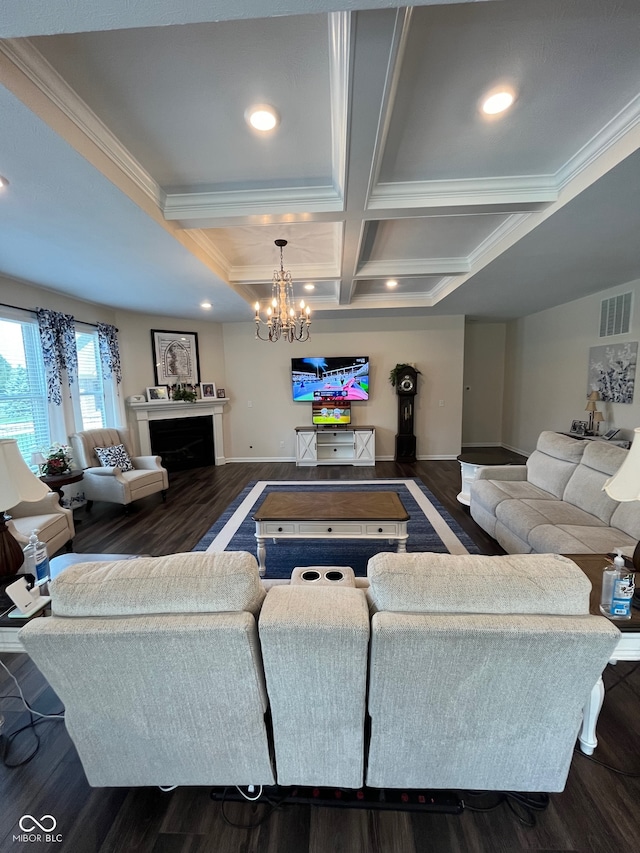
[50,551,265,617]
[562,441,628,523]
[496,499,605,543]
[610,500,640,540]
[526,432,585,498]
[367,553,591,615]
[528,523,637,555]
[471,479,555,516]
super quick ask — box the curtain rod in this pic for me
[0,301,118,332]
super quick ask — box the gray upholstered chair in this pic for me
[7,492,75,556]
[19,552,275,788]
[365,552,620,793]
[70,428,168,509]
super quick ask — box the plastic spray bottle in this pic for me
[600,548,635,620]
[23,530,50,586]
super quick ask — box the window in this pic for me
[74,330,107,430]
[0,312,50,461]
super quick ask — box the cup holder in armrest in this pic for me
[290,566,356,587]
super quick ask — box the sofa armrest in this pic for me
[8,491,63,517]
[131,455,164,471]
[475,464,528,481]
[84,465,127,482]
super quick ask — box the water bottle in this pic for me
[22,531,38,576]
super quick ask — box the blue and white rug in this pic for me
[193,479,479,579]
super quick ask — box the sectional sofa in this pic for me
[470,431,639,556]
[20,550,618,794]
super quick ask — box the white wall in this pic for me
[1,276,467,460]
[462,320,506,446]
[503,278,640,455]
[222,315,466,461]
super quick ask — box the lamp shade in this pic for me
[593,411,605,422]
[603,427,640,501]
[585,400,597,412]
[587,390,600,402]
[0,440,50,508]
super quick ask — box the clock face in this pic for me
[399,376,415,393]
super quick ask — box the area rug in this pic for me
[192,479,479,579]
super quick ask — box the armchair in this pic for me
[70,428,168,509]
[7,491,75,556]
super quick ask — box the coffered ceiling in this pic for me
[1,0,640,322]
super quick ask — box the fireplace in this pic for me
[149,415,214,472]
[126,398,228,466]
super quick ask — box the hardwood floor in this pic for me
[2,453,639,853]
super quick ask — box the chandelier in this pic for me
[254,239,311,342]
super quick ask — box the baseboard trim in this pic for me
[461,442,502,447]
[501,442,531,457]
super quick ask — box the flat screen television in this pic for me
[312,401,351,426]
[291,357,369,401]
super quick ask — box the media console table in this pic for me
[252,490,408,576]
[295,426,375,466]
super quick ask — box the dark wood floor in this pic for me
[2,453,639,853]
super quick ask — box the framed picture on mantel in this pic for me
[151,329,200,387]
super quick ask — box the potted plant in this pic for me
[41,443,73,475]
[388,363,421,388]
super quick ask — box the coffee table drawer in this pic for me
[297,521,364,535]
[262,522,297,534]
[365,522,402,535]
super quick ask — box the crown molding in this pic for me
[356,257,470,277]
[229,261,340,283]
[328,11,352,199]
[163,184,343,221]
[368,175,558,210]
[467,213,531,266]
[0,39,165,210]
[556,92,640,189]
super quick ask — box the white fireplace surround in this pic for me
[126,399,228,466]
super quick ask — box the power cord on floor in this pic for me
[463,791,550,827]
[211,787,289,829]
[0,659,65,767]
[574,748,640,778]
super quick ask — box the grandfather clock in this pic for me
[395,366,418,463]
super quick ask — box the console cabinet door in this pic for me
[296,430,317,463]
[354,429,375,463]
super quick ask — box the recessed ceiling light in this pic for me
[386,280,398,288]
[245,104,279,132]
[200,301,212,309]
[481,89,515,116]
[0,175,8,189]
[304,283,315,291]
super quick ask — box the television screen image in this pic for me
[291,356,369,401]
[312,401,351,425]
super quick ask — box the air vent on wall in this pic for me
[599,293,632,337]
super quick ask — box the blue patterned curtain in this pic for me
[36,308,78,405]
[97,322,122,385]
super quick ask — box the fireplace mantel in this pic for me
[126,399,228,466]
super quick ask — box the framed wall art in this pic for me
[588,342,637,404]
[151,329,200,387]
[216,388,226,398]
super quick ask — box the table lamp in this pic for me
[603,426,640,571]
[585,390,601,435]
[31,450,46,476]
[593,411,604,435]
[0,439,50,580]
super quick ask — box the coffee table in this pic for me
[568,554,640,754]
[253,491,409,576]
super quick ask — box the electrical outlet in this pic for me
[247,400,253,408]
[279,441,285,448]
[438,399,445,407]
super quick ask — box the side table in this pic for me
[40,469,84,502]
[568,554,640,754]
[457,450,516,506]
